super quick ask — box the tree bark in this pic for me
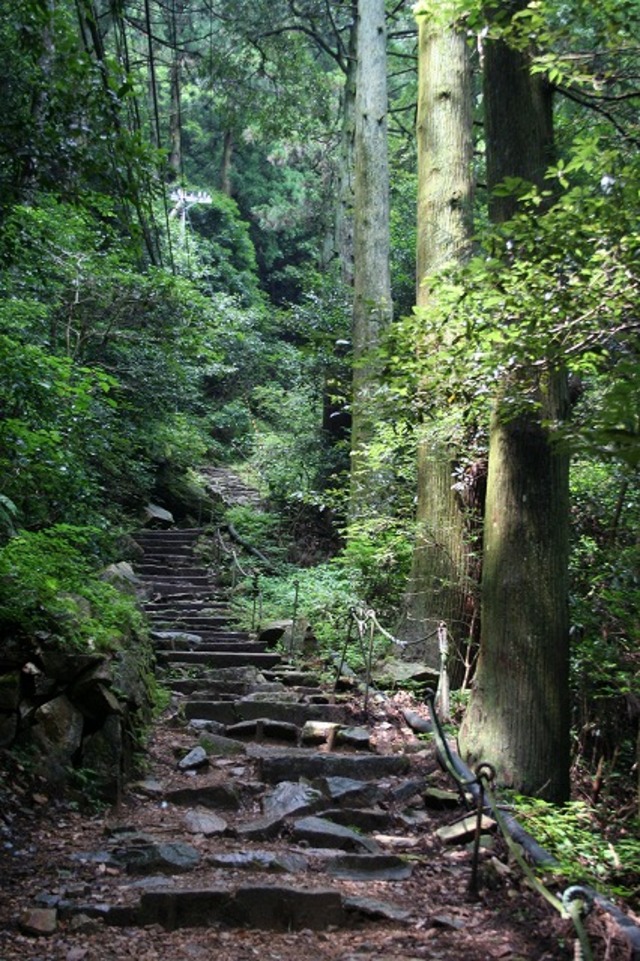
[168,54,182,180]
[334,9,358,287]
[400,4,474,666]
[459,1,571,802]
[349,0,392,520]
[220,129,234,196]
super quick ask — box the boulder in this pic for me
[32,695,84,764]
[376,659,439,685]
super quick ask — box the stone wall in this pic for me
[0,637,155,801]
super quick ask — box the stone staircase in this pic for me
[7,515,597,961]
[75,524,429,932]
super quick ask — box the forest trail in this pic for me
[0,473,631,961]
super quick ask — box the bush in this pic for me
[0,525,145,651]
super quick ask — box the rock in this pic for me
[235,813,287,842]
[19,907,57,936]
[250,747,410,783]
[388,778,427,804]
[100,561,139,587]
[232,885,344,931]
[0,672,21,710]
[207,851,308,873]
[343,895,411,923]
[81,715,123,801]
[183,809,227,836]
[112,840,200,874]
[336,726,371,749]
[32,695,84,764]
[111,648,150,709]
[226,718,299,742]
[151,631,203,646]
[178,746,209,771]
[139,885,346,931]
[164,784,240,809]
[327,853,413,881]
[38,652,105,683]
[262,781,324,819]
[131,778,164,798]
[257,621,291,648]
[423,786,461,809]
[186,718,226,736]
[144,503,174,523]
[73,678,122,719]
[292,816,380,853]
[376,659,439,685]
[315,776,382,807]
[198,732,246,756]
[300,720,339,744]
[436,814,496,845]
[234,701,348,727]
[320,807,392,833]
[0,711,18,747]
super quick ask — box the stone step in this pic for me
[157,641,268,654]
[135,527,202,538]
[182,699,348,726]
[120,883,409,931]
[137,546,200,558]
[141,574,215,587]
[247,746,411,782]
[150,628,242,643]
[143,585,218,597]
[151,630,253,646]
[155,651,281,672]
[168,678,267,696]
[152,616,236,628]
[145,602,230,614]
[137,564,211,577]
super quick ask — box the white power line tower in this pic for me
[169,187,213,236]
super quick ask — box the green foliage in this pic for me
[174,191,262,305]
[243,561,360,655]
[568,458,639,777]
[513,795,640,900]
[394,134,640,463]
[0,526,145,651]
[338,517,414,617]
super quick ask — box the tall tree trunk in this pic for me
[220,129,234,196]
[349,0,392,520]
[334,10,358,288]
[400,4,474,667]
[459,1,571,802]
[168,54,182,181]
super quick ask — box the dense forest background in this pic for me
[0,0,637,839]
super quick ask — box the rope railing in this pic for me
[422,687,598,960]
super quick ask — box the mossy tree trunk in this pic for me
[349,0,392,520]
[459,1,571,802]
[400,3,474,666]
